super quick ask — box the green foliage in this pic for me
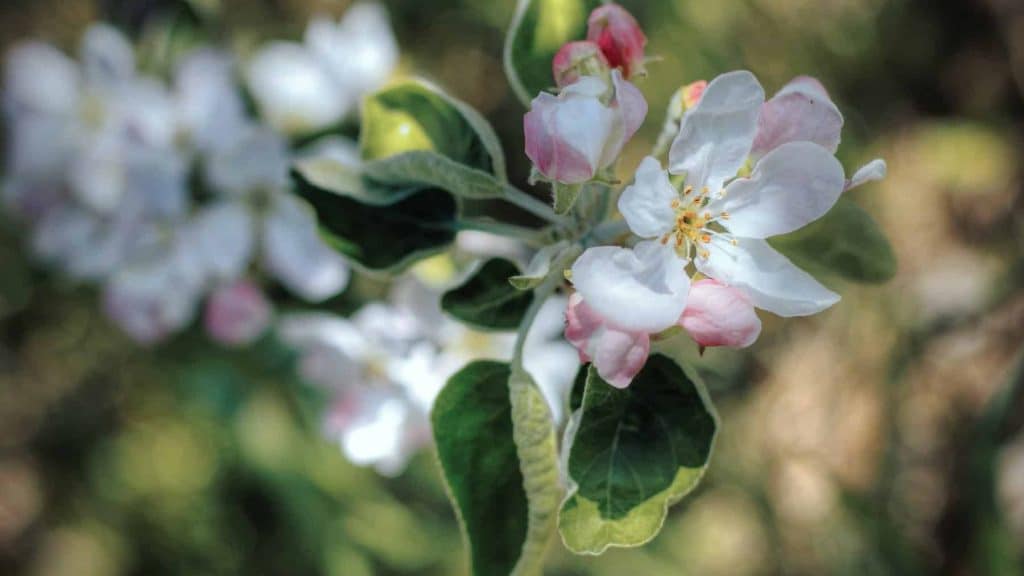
[432,361,529,576]
[770,197,897,284]
[441,259,535,330]
[504,0,602,105]
[361,80,506,179]
[292,168,458,272]
[559,356,717,554]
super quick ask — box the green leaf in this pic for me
[504,0,602,106]
[361,80,506,179]
[363,151,509,201]
[559,355,718,554]
[432,361,529,576]
[509,241,570,290]
[770,197,897,284]
[442,259,535,330]
[292,168,458,273]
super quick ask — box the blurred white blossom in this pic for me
[246,1,398,135]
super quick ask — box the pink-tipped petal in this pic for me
[751,75,844,158]
[565,293,651,388]
[679,279,762,348]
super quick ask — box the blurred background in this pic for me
[1,0,1023,574]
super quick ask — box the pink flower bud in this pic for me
[678,280,761,349]
[204,280,273,347]
[587,3,648,79]
[565,293,650,388]
[552,41,610,88]
[680,80,707,110]
[524,70,647,184]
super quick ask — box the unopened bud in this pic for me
[587,3,648,79]
[552,41,610,88]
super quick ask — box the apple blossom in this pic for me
[201,124,350,302]
[610,71,848,319]
[552,41,610,89]
[524,70,647,184]
[586,3,647,79]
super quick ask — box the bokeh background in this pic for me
[1,0,1023,574]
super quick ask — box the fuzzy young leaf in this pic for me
[770,197,897,284]
[559,355,717,554]
[432,361,529,576]
[361,79,506,179]
[442,259,535,330]
[504,0,602,106]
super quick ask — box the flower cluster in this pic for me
[2,7,397,347]
[521,3,887,387]
[278,279,578,475]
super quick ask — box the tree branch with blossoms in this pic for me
[1,0,896,574]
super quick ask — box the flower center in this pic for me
[660,185,734,260]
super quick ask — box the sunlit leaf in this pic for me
[559,355,717,554]
[361,80,506,179]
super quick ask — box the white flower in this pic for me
[199,124,350,301]
[587,71,847,325]
[246,2,398,135]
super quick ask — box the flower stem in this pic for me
[508,245,580,576]
[501,183,570,227]
[451,218,548,245]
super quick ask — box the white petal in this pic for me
[80,23,135,85]
[190,202,256,283]
[668,70,764,191]
[571,240,689,333]
[552,86,618,174]
[697,237,839,317]
[522,296,580,425]
[714,141,846,238]
[305,2,399,98]
[246,42,351,134]
[4,41,80,115]
[845,158,887,191]
[175,49,247,152]
[618,156,678,238]
[263,195,350,302]
[205,125,290,196]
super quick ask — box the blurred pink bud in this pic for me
[204,280,273,347]
[552,41,610,88]
[680,80,706,110]
[679,279,761,349]
[587,3,648,79]
[524,71,646,184]
[565,293,649,388]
